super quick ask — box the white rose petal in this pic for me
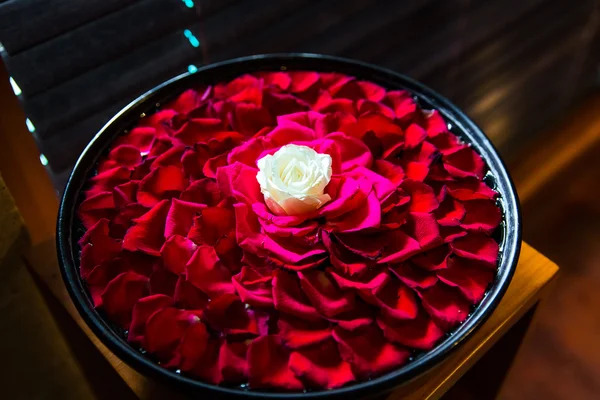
[256,144,333,216]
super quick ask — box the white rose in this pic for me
[256,144,333,216]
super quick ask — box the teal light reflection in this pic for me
[183,29,200,48]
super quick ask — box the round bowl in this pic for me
[57,53,521,399]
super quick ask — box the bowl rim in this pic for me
[57,53,521,399]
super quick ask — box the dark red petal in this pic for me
[179,322,210,372]
[327,267,390,292]
[460,200,502,234]
[435,196,466,226]
[219,341,249,382]
[128,294,174,345]
[327,132,373,171]
[289,71,320,93]
[137,166,186,207]
[390,263,438,289]
[173,118,225,146]
[298,270,355,318]
[185,245,235,297]
[373,160,405,187]
[87,167,131,196]
[86,260,120,307]
[78,192,116,229]
[232,266,274,308]
[145,307,197,364]
[122,199,171,256]
[187,338,224,384]
[437,256,495,303]
[165,198,206,238]
[322,230,371,276]
[180,178,222,206]
[149,268,178,297]
[114,127,155,153]
[443,147,485,179]
[204,294,269,338]
[378,230,421,264]
[261,71,292,90]
[248,335,304,390]
[217,162,263,205]
[174,275,210,309]
[101,271,149,329]
[113,181,139,208]
[333,325,410,378]
[356,98,396,119]
[419,283,470,329]
[272,270,321,321]
[429,132,463,155]
[326,301,374,331]
[440,226,468,243]
[424,110,448,137]
[188,205,235,246]
[327,189,381,233]
[384,90,417,120]
[404,124,427,149]
[371,279,419,321]
[411,245,451,271]
[150,144,185,171]
[446,179,498,201]
[450,235,499,266]
[160,235,197,275]
[289,339,355,389]
[404,162,430,181]
[402,180,439,213]
[403,212,443,250]
[377,311,444,350]
[79,219,122,279]
[277,314,332,349]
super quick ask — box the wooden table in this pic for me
[26,240,558,400]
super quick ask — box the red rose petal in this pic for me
[371,279,419,321]
[411,245,451,271]
[450,235,499,266]
[204,294,269,338]
[460,200,502,234]
[261,71,292,90]
[404,162,430,181]
[327,189,381,233]
[232,266,274,308]
[114,127,155,153]
[122,199,171,256]
[277,314,332,349]
[220,341,249,382]
[149,268,178,297]
[403,212,443,250]
[384,90,417,120]
[446,179,498,201]
[289,339,355,389]
[217,162,263,205]
[424,110,448,137]
[137,166,186,207]
[248,335,303,390]
[128,294,174,345]
[435,196,466,226]
[164,198,206,238]
[180,178,222,206]
[179,321,210,372]
[429,132,463,155]
[443,147,485,179]
[86,260,120,307]
[378,230,421,264]
[289,71,320,93]
[333,325,410,378]
[101,271,149,329]
[390,263,438,289]
[79,218,122,278]
[160,235,197,275]
[106,144,142,169]
[174,275,210,309]
[185,245,235,297]
[188,338,224,384]
[404,124,427,149]
[87,167,131,197]
[437,256,495,303]
[272,270,321,321]
[402,180,439,213]
[145,307,199,365]
[377,311,444,350]
[187,205,235,246]
[298,270,355,318]
[419,283,470,329]
[113,181,139,208]
[150,144,185,171]
[173,118,225,146]
[326,301,374,331]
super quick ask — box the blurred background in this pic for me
[0,0,598,399]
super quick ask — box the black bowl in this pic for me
[57,54,521,399]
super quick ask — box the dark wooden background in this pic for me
[0,0,598,191]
